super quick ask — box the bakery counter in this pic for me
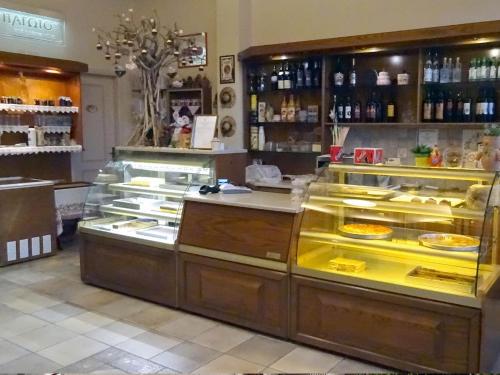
[178,191,302,337]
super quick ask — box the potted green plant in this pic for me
[477,124,500,171]
[411,144,432,167]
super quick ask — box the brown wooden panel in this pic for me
[179,253,288,337]
[0,51,88,73]
[0,185,56,265]
[179,201,295,262]
[291,275,480,372]
[0,154,72,182]
[480,276,500,372]
[214,153,248,185]
[80,234,177,307]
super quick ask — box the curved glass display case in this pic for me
[79,152,215,248]
[295,164,500,307]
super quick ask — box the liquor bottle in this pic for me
[479,57,488,81]
[283,62,291,89]
[353,99,362,122]
[452,57,462,83]
[386,97,396,122]
[366,92,376,122]
[435,91,444,122]
[250,126,259,150]
[296,62,304,88]
[444,91,454,122]
[468,58,477,81]
[289,63,296,89]
[280,96,288,121]
[278,64,284,90]
[374,94,382,122]
[349,58,356,87]
[463,91,472,122]
[456,91,464,122]
[270,65,278,90]
[489,57,498,80]
[295,96,301,121]
[333,58,344,86]
[440,58,449,83]
[487,88,496,122]
[249,94,258,124]
[287,94,296,122]
[257,69,267,92]
[258,126,265,151]
[424,51,433,83]
[248,70,257,93]
[477,89,488,122]
[304,61,313,88]
[432,52,440,83]
[344,96,352,123]
[337,96,344,123]
[423,90,434,122]
[313,61,321,87]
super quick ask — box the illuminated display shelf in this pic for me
[0,145,82,155]
[108,183,188,198]
[0,103,79,113]
[99,204,180,222]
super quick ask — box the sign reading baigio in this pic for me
[0,7,64,44]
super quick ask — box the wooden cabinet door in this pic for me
[291,276,480,372]
[80,234,177,307]
[179,253,288,337]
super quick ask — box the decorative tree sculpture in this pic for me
[94,9,203,146]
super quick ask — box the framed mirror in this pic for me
[178,32,207,68]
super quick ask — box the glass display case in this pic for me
[295,164,500,306]
[79,152,215,247]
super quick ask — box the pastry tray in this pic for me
[406,266,476,294]
[390,194,464,207]
[418,233,480,252]
[338,226,393,240]
[136,225,175,239]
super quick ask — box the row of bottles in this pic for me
[332,93,397,123]
[422,88,496,122]
[423,52,462,83]
[248,60,322,93]
[469,57,500,81]
[332,57,357,87]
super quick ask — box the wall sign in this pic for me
[0,7,65,44]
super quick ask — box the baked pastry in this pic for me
[411,197,422,203]
[328,257,366,273]
[439,199,452,206]
[426,198,437,204]
[339,223,393,239]
[419,233,480,251]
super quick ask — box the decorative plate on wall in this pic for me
[219,87,235,108]
[220,115,236,137]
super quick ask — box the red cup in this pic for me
[330,145,343,163]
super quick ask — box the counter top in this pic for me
[249,180,293,189]
[184,191,303,213]
[114,146,247,155]
[0,177,54,190]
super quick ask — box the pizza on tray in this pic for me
[339,223,393,239]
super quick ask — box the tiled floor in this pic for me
[0,239,391,374]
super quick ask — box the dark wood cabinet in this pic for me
[291,275,481,372]
[179,253,288,337]
[80,233,177,307]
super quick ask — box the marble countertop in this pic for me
[184,191,303,213]
[114,146,247,155]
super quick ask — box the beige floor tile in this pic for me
[124,305,182,329]
[90,364,128,374]
[95,297,153,319]
[115,332,182,359]
[194,354,264,374]
[8,323,77,351]
[190,324,254,352]
[155,314,218,340]
[270,346,343,373]
[228,335,296,366]
[0,304,22,322]
[0,270,54,285]
[3,292,60,313]
[59,355,107,373]
[0,339,30,365]
[110,352,164,374]
[91,347,130,364]
[169,342,221,364]
[85,321,144,346]
[151,350,202,373]
[56,311,115,334]
[68,289,122,310]
[37,335,109,366]
[0,314,49,338]
[32,303,86,323]
[262,367,281,373]
[330,357,392,373]
[0,353,60,373]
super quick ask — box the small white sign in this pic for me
[42,234,51,254]
[31,237,40,256]
[0,7,65,44]
[19,239,29,258]
[7,241,16,261]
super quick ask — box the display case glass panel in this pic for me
[80,153,215,247]
[296,164,500,305]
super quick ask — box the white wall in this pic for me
[250,0,500,46]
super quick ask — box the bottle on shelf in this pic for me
[469,58,477,81]
[304,61,313,88]
[444,91,455,122]
[271,65,279,90]
[349,57,356,87]
[296,62,304,88]
[432,52,440,83]
[344,96,352,123]
[423,90,434,122]
[248,70,257,93]
[313,60,321,87]
[250,94,258,124]
[278,63,284,89]
[333,58,344,86]
[258,69,267,92]
[280,96,288,121]
[490,57,498,80]
[463,91,472,122]
[435,91,445,122]
[475,89,485,122]
[479,57,489,81]
[283,62,292,89]
[287,94,296,122]
[337,95,345,123]
[439,57,449,83]
[295,96,301,121]
[353,98,362,122]
[487,87,496,122]
[386,97,396,122]
[250,126,259,150]
[424,51,433,83]
[289,62,296,89]
[366,92,376,122]
[456,91,464,122]
[374,94,383,122]
[452,57,461,83]
[258,126,265,151]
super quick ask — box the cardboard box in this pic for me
[354,148,384,164]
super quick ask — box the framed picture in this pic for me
[178,32,207,68]
[220,55,235,84]
[192,115,218,149]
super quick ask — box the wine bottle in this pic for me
[432,52,440,83]
[456,91,464,122]
[295,96,301,121]
[487,88,496,122]
[271,65,278,90]
[374,94,382,122]
[334,58,344,86]
[463,91,472,122]
[386,97,396,122]
[424,51,432,83]
[423,90,434,122]
[287,94,295,122]
[278,64,284,90]
[490,57,498,81]
[344,96,352,123]
[304,61,312,88]
[349,58,356,87]
[366,92,376,122]
[444,91,454,122]
[296,62,304,88]
[439,57,449,83]
[257,69,267,92]
[353,99,362,122]
[435,91,444,122]
[289,62,296,89]
[337,96,345,123]
[480,57,488,81]
[248,70,256,93]
[280,96,288,121]
[313,61,321,87]
[283,62,291,89]
[452,57,461,83]
[250,94,258,124]
[469,58,476,81]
